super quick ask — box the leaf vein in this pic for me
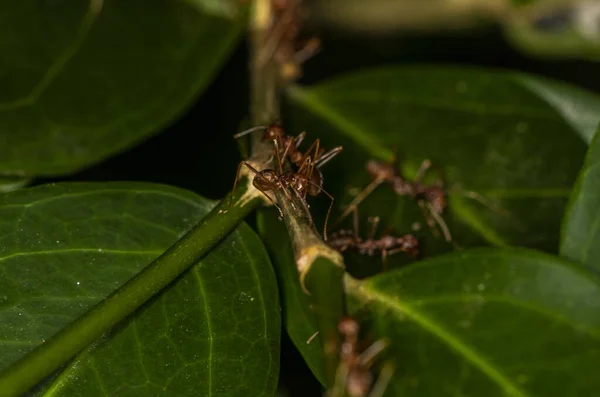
[358,284,531,397]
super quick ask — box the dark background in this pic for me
[37,26,600,396]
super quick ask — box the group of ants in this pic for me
[231,2,474,396]
[227,123,457,397]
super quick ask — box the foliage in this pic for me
[1,0,600,396]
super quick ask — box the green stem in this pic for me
[274,188,345,386]
[0,193,261,397]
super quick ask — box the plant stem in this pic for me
[245,0,347,387]
[0,195,261,397]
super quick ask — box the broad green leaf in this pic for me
[345,248,600,396]
[0,176,29,193]
[561,126,600,272]
[0,0,244,177]
[286,66,596,263]
[257,209,327,385]
[0,183,279,396]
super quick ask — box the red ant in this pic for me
[328,207,419,270]
[234,124,342,195]
[337,157,453,242]
[254,0,321,80]
[230,137,336,240]
[328,317,394,397]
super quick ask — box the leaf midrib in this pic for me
[352,284,531,397]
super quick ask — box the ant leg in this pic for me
[233,125,266,139]
[294,131,306,149]
[273,139,285,174]
[381,249,388,272]
[368,362,395,397]
[297,139,321,181]
[294,37,321,64]
[291,187,314,228]
[329,360,350,397]
[421,201,452,242]
[358,339,388,368]
[414,159,432,183]
[227,161,253,209]
[280,136,296,167]
[367,216,380,240]
[305,179,335,241]
[262,191,284,219]
[315,146,343,169]
[302,138,321,161]
[461,190,511,218]
[335,177,384,226]
[352,206,360,240]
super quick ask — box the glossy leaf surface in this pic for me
[286,67,597,262]
[345,248,600,397]
[561,126,600,272]
[0,183,279,396]
[0,0,243,177]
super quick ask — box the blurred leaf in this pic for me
[505,0,600,60]
[345,248,600,396]
[0,176,30,193]
[257,209,327,385]
[286,66,596,264]
[0,183,279,396]
[0,0,245,177]
[561,126,600,273]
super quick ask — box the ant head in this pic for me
[254,169,278,191]
[379,235,397,249]
[400,235,420,257]
[366,160,395,181]
[338,317,359,338]
[264,124,285,141]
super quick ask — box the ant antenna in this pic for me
[315,146,343,169]
[425,201,452,242]
[233,125,266,139]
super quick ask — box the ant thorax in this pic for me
[282,171,308,193]
[252,169,279,191]
[376,235,397,250]
[391,178,413,195]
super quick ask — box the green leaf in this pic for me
[0,0,244,177]
[561,126,600,272]
[257,209,327,385]
[0,183,279,396]
[286,66,596,260]
[0,176,29,193]
[504,1,600,60]
[345,248,600,396]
